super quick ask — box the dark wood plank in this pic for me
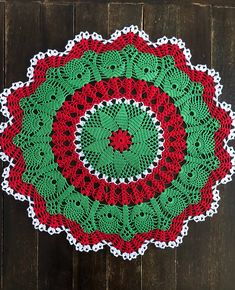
[106,255,142,290]
[73,3,108,290]
[109,0,235,7]
[38,233,74,290]
[5,0,235,8]
[0,4,5,290]
[3,3,41,290]
[142,4,178,290]
[75,2,108,37]
[144,4,178,39]
[177,220,215,290]
[73,251,107,290]
[41,3,74,51]
[45,0,73,3]
[177,4,211,65]
[109,3,143,34]
[5,2,42,86]
[208,7,235,290]
[142,247,177,290]
[212,7,235,109]
[37,3,74,290]
[106,4,143,290]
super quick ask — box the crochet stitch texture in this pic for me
[0,26,234,260]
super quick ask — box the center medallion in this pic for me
[109,129,133,152]
[75,99,163,183]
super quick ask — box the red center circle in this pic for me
[109,129,133,152]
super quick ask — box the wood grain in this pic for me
[144,4,179,40]
[209,7,235,290]
[105,0,235,6]
[106,255,142,290]
[75,2,108,37]
[3,3,41,290]
[109,3,143,33]
[177,4,211,64]
[73,251,107,290]
[41,3,74,51]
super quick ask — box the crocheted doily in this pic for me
[1,26,235,260]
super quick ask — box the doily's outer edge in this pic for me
[0,25,235,260]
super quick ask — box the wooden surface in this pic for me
[0,1,235,289]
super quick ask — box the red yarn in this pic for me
[109,129,133,152]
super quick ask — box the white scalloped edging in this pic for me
[0,25,235,260]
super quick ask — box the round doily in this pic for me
[1,26,235,260]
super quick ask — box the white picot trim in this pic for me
[0,25,235,260]
[74,98,164,184]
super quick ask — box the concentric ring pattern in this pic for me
[0,26,235,260]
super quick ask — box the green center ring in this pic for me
[75,99,164,183]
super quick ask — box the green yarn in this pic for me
[13,45,220,241]
[80,102,158,179]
